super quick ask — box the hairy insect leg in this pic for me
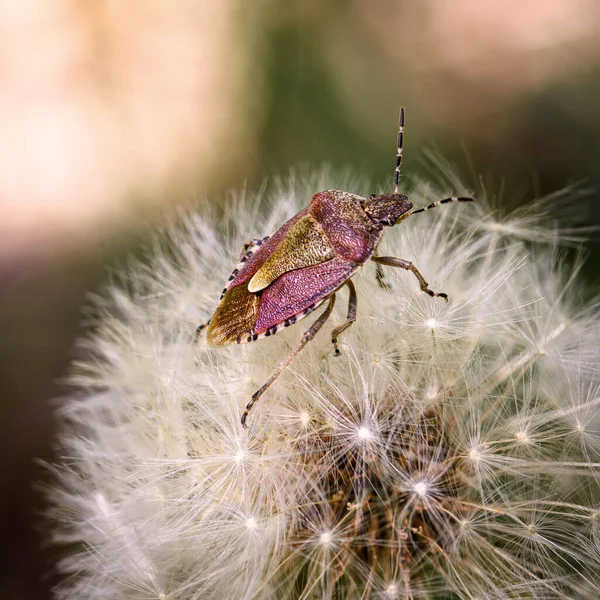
[373,249,392,290]
[331,280,357,356]
[375,262,391,290]
[241,294,337,428]
[238,237,269,261]
[218,237,272,302]
[195,321,210,341]
[371,256,448,302]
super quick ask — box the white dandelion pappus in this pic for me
[46,167,600,599]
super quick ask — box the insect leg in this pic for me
[373,249,392,290]
[331,280,357,356]
[238,237,269,261]
[371,256,448,302]
[241,294,337,428]
[218,237,271,301]
[195,320,210,341]
[375,263,390,290]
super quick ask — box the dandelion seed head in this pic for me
[46,170,600,599]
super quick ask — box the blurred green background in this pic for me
[1,1,599,597]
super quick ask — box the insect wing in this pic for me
[206,285,260,346]
[256,257,357,334]
[248,215,333,293]
[208,209,340,346]
[226,208,309,293]
[206,211,309,346]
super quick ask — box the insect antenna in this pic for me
[406,196,475,217]
[393,107,404,194]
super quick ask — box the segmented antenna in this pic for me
[406,196,475,217]
[393,107,405,194]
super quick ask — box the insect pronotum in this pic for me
[198,108,475,428]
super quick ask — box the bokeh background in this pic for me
[1,1,600,597]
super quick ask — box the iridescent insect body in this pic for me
[199,108,474,427]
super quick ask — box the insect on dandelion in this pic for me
[45,111,600,599]
[198,108,475,428]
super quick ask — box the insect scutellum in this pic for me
[199,107,476,428]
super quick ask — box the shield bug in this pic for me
[198,108,475,427]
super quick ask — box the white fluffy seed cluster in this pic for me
[47,168,600,599]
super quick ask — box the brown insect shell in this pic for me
[205,190,413,347]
